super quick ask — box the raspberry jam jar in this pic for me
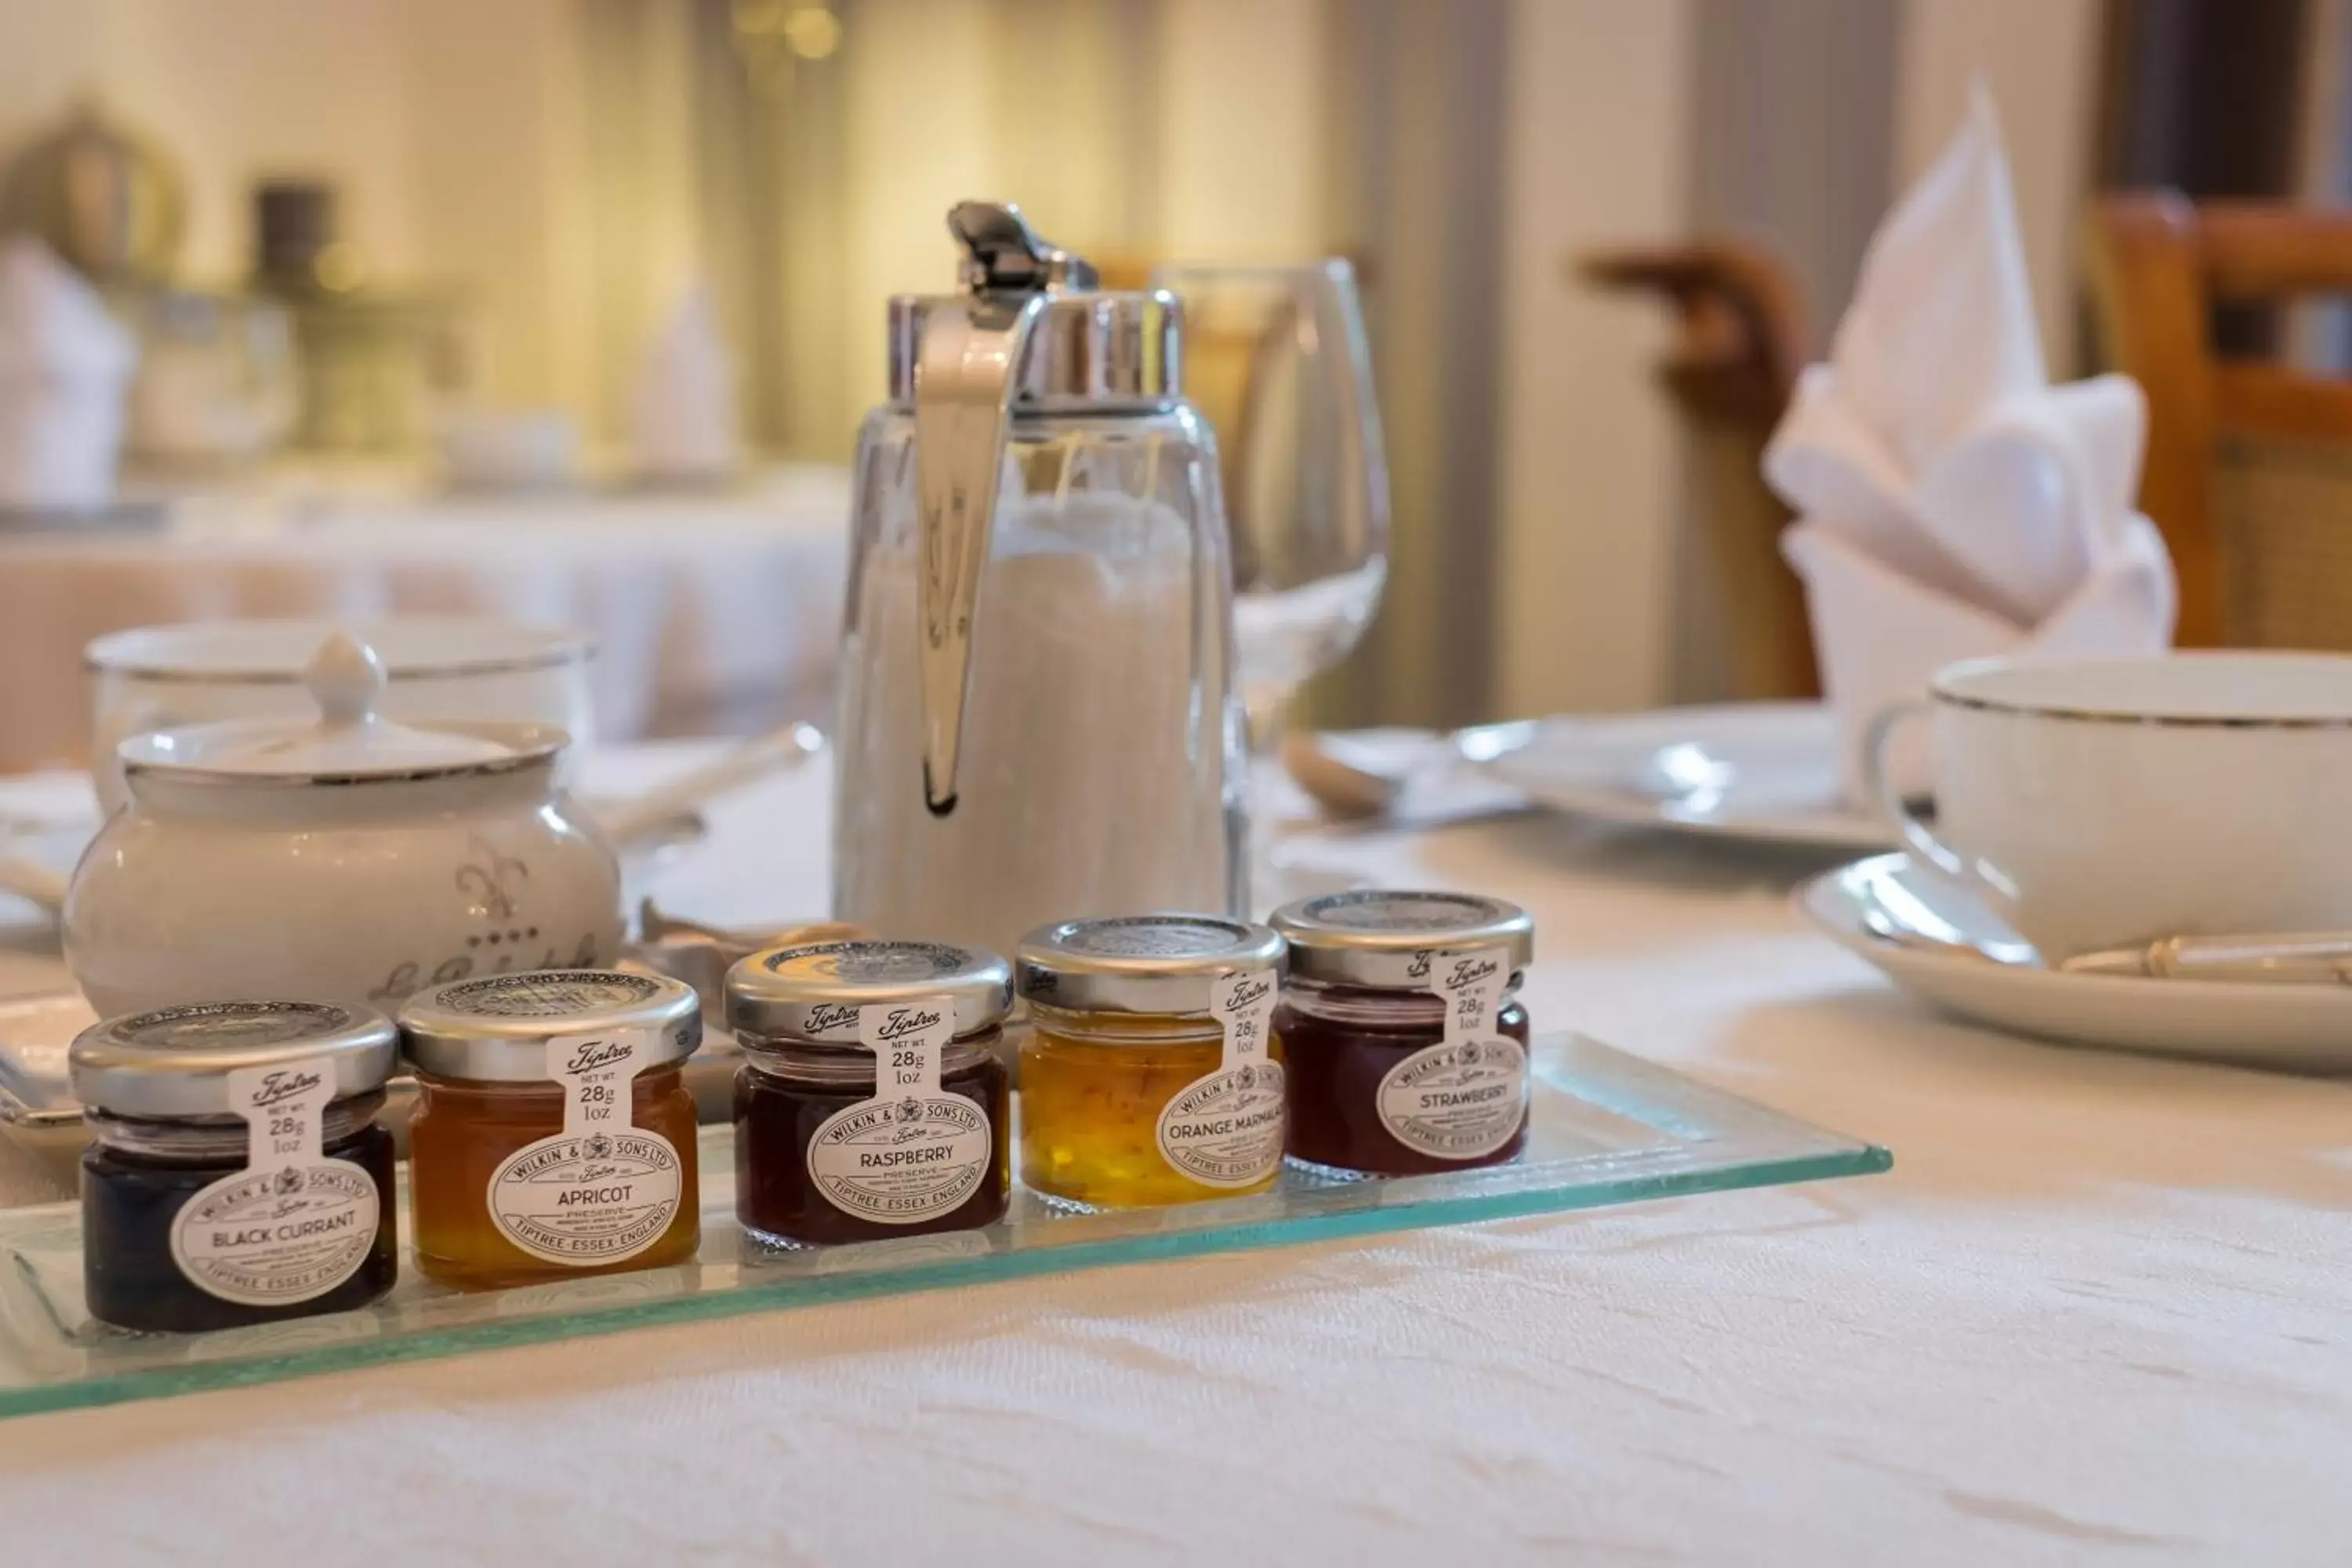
[726,940,1012,1247]
[70,1000,401,1334]
[1269,891,1535,1178]
[1015,914,1287,1210]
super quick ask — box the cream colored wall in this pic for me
[1894,0,2103,378]
[0,0,594,413]
[1494,0,1694,716]
[0,0,423,281]
[401,0,600,413]
[0,0,2114,718]
[1157,0,1326,258]
[839,0,999,428]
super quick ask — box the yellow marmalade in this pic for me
[1014,915,1287,1209]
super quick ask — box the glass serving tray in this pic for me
[0,1034,1888,1421]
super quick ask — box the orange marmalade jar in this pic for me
[1015,915,1287,1210]
[399,969,702,1290]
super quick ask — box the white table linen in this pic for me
[0,748,2344,1566]
[0,466,851,768]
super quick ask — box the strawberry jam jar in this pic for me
[1268,891,1535,1178]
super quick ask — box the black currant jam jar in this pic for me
[1269,891,1536,1178]
[68,1000,401,1334]
[725,940,1012,1248]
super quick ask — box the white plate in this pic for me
[1798,852,2352,1073]
[1475,702,1891,851]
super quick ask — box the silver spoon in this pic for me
[1281,723,1535,819]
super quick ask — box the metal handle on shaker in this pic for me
[911,291,1046,815]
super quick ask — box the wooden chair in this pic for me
[1578,241,1817,699]
[2085,194,2352,648]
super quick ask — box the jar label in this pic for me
[1156,970,1285,1187]
[486,1029,684,1267]
[807,996,995,1225]
[169,1060,380,1308]
[1374,948,1526,1160]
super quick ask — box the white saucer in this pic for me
[1798,852,2352,1073]
[1475,702,1891,851]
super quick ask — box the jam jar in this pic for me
[726,940,1011,1247]
[1016,913,1287,1209]
[69,1000,401,1334]
[1269,891,1535,1177]
[400,969,702,1290]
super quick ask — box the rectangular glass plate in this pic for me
[0,1034,1888,1421]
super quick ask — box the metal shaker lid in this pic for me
[893,200,1193,815]
[886,201,1182,409]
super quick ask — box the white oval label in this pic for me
[808,1094,992,1224]
[489,1128,687,1260]
[805,994,996,1227]
[1156,1058,1287,1187]
[484,1029,685,1267]
[169,1158,380,1308]
[488,1127,684,1265]
[1374,1034,1527,1160]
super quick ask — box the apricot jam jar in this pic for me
[1015,914,1287,1210]
[1269,891,1535,1178]
[70,1000,400,1334]
[399,969,702,1290]
[725,940,1011,1247]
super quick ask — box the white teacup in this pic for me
[1865,652,2352,962]
[85,618,595,814]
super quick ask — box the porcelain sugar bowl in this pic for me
[64,633,623,1018]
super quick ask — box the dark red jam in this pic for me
[81,1119,399,1334]
[1278,989,1531,1176]
[732,1038,1011,1247]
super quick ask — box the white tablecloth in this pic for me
[0,466,852,768]
[0,750,2345,1565]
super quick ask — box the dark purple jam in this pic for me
[1279,992,1531,1176]
[733,1044,1010,1247]
[81,1120,398,1334]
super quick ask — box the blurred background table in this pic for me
[0,463,851,769]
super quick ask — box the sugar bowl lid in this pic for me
[1269,890,1534,988]
[118,632,564,785]
[397,969,702,1083]
[1015,913,1285,1015]
[726,939,1013,1043]
[69,1000,400,1119]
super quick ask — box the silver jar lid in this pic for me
[1016,913,1285,1015]
[397,968,701,1082]
[1269,890,1534,988]
[69,1000,399,1120]
[725,939,1012,1044]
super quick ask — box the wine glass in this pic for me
[1152,260,1390,906]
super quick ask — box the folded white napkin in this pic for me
[0,238,137,509]
[1765,85,2175,800]
[630,282,741,481]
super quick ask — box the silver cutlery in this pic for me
[2057,933,2352,985]
[1860,902,2352,985]
[1280,723,1534,820]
